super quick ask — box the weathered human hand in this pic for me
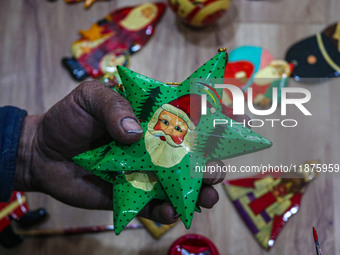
[14,81,242,224]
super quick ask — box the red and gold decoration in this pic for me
[223,161,319,250]
[0,192,47,248]
[64,0,108,9]
[168,0,231,27]
[168,234,220,255]
[138,217,177,239]
[62,2,166,84]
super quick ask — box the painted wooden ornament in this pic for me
[223,161,319,250]
[223,46,293,108]
[0,192,48,248]
[62,2,166,82]
[64,0,107,8]
[285,22,340,83]
[168,234,220,255]
[168,0,231,27]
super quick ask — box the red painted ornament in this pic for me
[168,0,231,27]
[168,234,219,255]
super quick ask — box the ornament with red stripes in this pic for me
[168,0,231,27]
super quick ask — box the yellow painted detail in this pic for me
[119,3,158,31]
[71,34,112,58]
[0,196,26,221]
[316,33,340,72]
[170,0,196,18]
[125,172,158,191]
[191,0,230,27]
[79,23,105,41]
[332,22,340,52]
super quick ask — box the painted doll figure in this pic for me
[62,2,166,81]
[224,161,318,250]
[285,22,340,83]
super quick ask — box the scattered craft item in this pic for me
[168,234,220,255]
[138,217,177,239]
[285,22,340,83]
[64,0,108,9]
[0,192,48,248]
[224,45,293,108]
[168,0,231,27]
[223,161,319,250]
[62,2,166,85]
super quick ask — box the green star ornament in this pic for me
[73,49,272,234]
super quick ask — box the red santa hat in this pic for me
[161,94,202,130]
[161,94,237,131]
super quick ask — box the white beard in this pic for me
[145,129,189,168]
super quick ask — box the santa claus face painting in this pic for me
[145,107,192,168]
[154,110,188,144]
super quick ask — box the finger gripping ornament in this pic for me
[73,49,272,234]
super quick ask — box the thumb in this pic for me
[74,81,143,144]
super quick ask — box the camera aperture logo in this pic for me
[201,85,312,128]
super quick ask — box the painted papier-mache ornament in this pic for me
[224,46,294,108]
[73,49,272,234]
[0,192,48,248]
[62,2,166,84]
[224,161,319,250]
[168,0,231,27]
[285,22,340,83]
[64,0,107,8]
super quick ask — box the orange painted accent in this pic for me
[79,23,104,41]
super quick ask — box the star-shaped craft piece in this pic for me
[73,49,272,234]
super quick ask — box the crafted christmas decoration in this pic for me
[223,161,319,250]
[168,0,231,27]
[0,192,47,248]
[168,234,220,255]
[224,46,293,108]
[64,0,107,8]
[62,2,166,84]
[138,217,177,239]
[73,49,272,234]
[285,22,340,83]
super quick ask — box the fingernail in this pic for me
[122,118,143,134]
